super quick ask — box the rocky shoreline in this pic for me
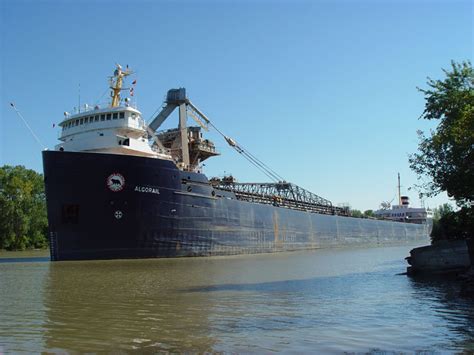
[406,239,474,297]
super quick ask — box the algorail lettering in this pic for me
[134,186,160,195]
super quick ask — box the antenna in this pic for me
[78,83,81,113]
[9,102,45,150]
[398,173,401,206]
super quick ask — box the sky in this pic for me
[0,0,472,211]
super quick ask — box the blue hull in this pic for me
[42,151,431,261]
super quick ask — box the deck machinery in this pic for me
[148,88,349,217]
[42,65,430,261]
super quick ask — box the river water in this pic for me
[1,244,473,353]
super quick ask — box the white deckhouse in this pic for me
[56,65,170,159]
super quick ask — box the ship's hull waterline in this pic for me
[43,151,431,261]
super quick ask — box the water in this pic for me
[1,245,473,353]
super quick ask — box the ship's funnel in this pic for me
[401,196,409,206]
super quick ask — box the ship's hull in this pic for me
[43,151,431,261]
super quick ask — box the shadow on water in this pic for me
[407,274,474,351]
[2,246,474,352]
[183,272,373,294]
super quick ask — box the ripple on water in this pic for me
[1,246,474,353]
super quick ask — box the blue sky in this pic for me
[0,0,472,211]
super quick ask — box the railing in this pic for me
[63,101,139,118]
[213,181,350,216]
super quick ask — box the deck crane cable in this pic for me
[238,145,285,181]
[93,86,111,107]
[9,102,46,150]
[147,95,286,182]
[232,143,283,182]
[204,119,285,182]
[230,144,280,182]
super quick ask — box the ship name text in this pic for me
[134,186,160,195]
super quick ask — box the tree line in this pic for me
[409,60,473,241]
[0,165,48,250]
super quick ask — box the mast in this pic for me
[398,173,401,206]
[110,64,131,107]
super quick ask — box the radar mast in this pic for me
[110,64,132,107]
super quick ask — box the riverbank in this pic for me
[0,249,49,259]
[406,239,474,298]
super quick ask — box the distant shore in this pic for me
[0,249,50,259]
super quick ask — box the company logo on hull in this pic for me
[107,173,125,192]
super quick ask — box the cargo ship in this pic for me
[43,65,432,261]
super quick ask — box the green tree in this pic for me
[430,205,474,242]
[0,165,48,250]
[409,61,474,206]
[350,209,363,218]
[432,203,453,222]
[363,210,374,218]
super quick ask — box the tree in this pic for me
[430,205,474,242]
[409,61,474,206]
[363,210,374,218]
[0,165,48,250]
[432,203,453,221]
[350,209,363,218]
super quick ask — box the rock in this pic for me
[406,240,471,275]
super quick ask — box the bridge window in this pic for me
[113,113,118,119]
[106,114,111,120]
[95,115,99,122]
[75,119,79,126]
[119,112,125,119]
[80,118,84,125]
[101,114,105,121]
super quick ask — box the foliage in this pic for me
[409,60,474,206]
[350,209,363,218]
[363,210,374,218]
[430,206,474,242]
[431,203,453,222]
[0,165,48,250]
[350,209,374,218]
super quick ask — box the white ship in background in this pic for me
[374,174,433,225]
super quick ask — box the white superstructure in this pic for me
[55,64,171,159]
[374,199,433,224]
[374,177,433,225]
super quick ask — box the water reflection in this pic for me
[43,259,219,352]
[2,246,474,352]
[408,275,474,351]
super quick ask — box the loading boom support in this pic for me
[148,88,217,171]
